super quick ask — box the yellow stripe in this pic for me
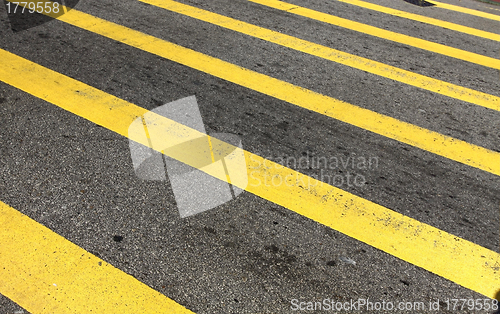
[0,49,498,299]
[141,0,500,113]
[483,5,500,12]
[6,1,500,174]
[49,8,500,176]
[337,0,500,42]
[427,0,500,22]
[0,201,195,314]
[246,0,500,70]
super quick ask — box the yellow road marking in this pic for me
[6,0,500,175]
[0,201,195,314]
[246,0,500,70]
[0,49,498,299]
[337,0,500,41]
[141,0,500,113]
[482,5,500,13]
[48,7,500,176]
[427,0,500,22]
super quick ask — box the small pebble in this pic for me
[339,256,356,265]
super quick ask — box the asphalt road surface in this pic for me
[0,0,499,313]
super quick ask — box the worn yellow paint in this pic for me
[0,201,195,314]
[6,0,500,174]
[337,0,500,42]
[140,0,500,112]
[246,0,500,70]
[49,7,500,176]
[0,49,498,301]
[427,0,500,22]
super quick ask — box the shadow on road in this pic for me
[493,290,500,314]
[402,0,435,7]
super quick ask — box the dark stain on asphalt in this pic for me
[113,235,123,242]
[204,226,217,235]
[326,260,337,266]
[402,0,435,7]
[224,241,237,248]
[245,245,299,279]
[89,250,101,257]
[276,121,289,131]
[264,244,279,253]
[400,279,410,286]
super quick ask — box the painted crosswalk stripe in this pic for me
[427,0,500,22]
[0,48,498,299]
[140,0,500,113]
[246,0,500,70]
[47,7,500,177]
[0,200,195,314]
[336,0,500,42]
[6,1,500,177]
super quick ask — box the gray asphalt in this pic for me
[0,0,499,313]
